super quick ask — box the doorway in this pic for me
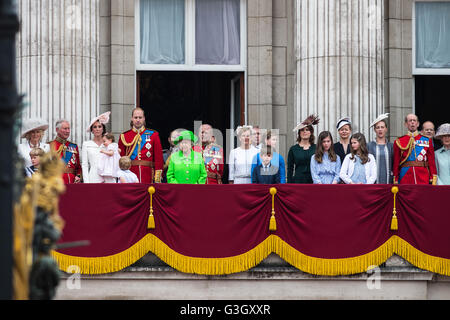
[415,75,450,129]
[137,71,245,183]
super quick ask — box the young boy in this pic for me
[25,147,45,177]
[116,156,139,183]
[251,146,280,184]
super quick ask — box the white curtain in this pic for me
[140,0,185,64]
[416,2,450,68]
[195,0,240,65]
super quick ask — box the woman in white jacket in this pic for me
[81,112,110,183]
[340,133,377,184]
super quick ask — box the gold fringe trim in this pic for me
[393,236,450,276]
[51,234,153,275]
[51,235,450,276]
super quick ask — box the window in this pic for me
[413,1,450,74]
[136,0,246,71]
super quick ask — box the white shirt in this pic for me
[228,145,259,184]
[340,153,377,184]
[18,142,50,167]
[117,169,139,183]
[81,140,103,183]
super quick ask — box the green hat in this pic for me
[173,130,198,145]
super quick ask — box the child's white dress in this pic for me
[97,143,120,181]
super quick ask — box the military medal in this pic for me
[146,151,151,158]
[145,142,151,150]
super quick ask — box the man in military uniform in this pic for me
[193,123,224,184]
[393,114,437,185]
[118,107,164,183]
[49,119,82,184]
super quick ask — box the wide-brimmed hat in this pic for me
[21,118,49,139]
[293,114,320,132]
[86,111,111,132]
[173,130,198,145]
[336,117,352,130]
[370,113,389,127]
[435,123,450,138]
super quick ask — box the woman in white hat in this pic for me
[334,117,352,164]
[18,118,50,167]
[367,113,394,184]
[81,112,111,183]
[435,123,450,185]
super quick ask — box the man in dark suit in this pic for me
[251,146,280,184]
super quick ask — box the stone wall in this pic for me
[100,0,135,137]
[246,0,295,160]
[384,0,414,140]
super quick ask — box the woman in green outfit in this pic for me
[287,115,319,183]
[166,130,207,184]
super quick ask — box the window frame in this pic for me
[412,0,450,75]
[135,0,247,72]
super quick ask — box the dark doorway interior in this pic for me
[137,71,244,183]
[415,75,450,130]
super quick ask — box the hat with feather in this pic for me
[293,114,320,132]
[87,111,111,132]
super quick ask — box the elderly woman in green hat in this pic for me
[166,130,207,184]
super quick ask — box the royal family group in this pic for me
[18,108,450,186]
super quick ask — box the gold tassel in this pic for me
[148,186,156,229]
[148,212,155,229]
[269,215,277,231]
[391,186,399,231]
[390,215,398,231]
[269,187,277,231]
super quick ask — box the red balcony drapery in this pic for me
[52,184,450,276]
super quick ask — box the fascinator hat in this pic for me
[336,117,352,131]
[370,113,390,128]
[435,123,450,138]
[235,125,253,136]
[21,118,49,139]
[293,114,320,132]
[87,111,111,132]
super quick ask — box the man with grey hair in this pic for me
[392,114,437,185]
[49,119,82,184]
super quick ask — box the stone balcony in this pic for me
[55,252,450,300]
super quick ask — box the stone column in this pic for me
[247,0,273,131]
[385,0,413,140]
[296,0,384,141]
[16,0,99,145]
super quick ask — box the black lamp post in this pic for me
[0,0,20,300]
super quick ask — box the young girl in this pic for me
[310,131,341,184]
[117,156,139,183]
[340,133,377,184]
[97,133,120,183]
